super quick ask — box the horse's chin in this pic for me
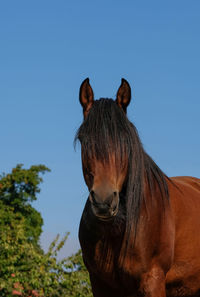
[94,209,119,222]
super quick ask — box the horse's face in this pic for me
[78,78,131,221]
[82,154,128,220]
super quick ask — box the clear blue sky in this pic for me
[0,0,200,256]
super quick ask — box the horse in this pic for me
[75,78,200,297]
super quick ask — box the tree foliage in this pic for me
[0,165,92,297]
[0,164,50,245]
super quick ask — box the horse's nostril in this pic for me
[113,191,117,196]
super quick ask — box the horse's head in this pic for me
[76,78,132,221]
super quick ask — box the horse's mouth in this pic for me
[97,216,114,222]
[95,208,118,222]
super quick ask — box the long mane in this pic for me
[75,98,169,247]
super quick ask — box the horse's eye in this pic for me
[84,171,94,183]
[87,172,94,180]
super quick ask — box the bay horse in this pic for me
[75,78,200,297]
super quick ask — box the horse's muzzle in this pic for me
[89,190,119,220]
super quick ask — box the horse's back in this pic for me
[169,176,200,211]
[171,176,200,191]
[166,176,200,296]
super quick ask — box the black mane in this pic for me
[75,98,169,248]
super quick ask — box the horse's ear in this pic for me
[79,78,94,118]
[116,78,131,113]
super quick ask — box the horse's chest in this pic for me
[93,240,115,275]
[90,239,142,289]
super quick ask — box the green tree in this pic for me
[0,207,92,297]
[0,164,50,245]
[0,208,92,296]
[0,165,92,297]
[64,249,92,297]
